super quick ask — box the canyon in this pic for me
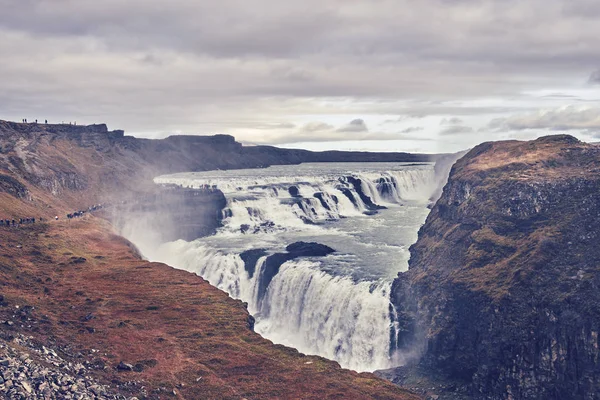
[0,120,423,399]
[1,120,599,399]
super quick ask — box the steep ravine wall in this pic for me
[389,135,600,399]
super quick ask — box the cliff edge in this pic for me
[388,135,600,399]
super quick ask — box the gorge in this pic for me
[117,162,445,372]
[1,121,599,399]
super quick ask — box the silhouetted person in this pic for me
[35,119,38,124]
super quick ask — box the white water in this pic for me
[124,162,438,372]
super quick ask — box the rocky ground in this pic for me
[0,333,117,399]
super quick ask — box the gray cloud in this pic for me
[302,122,335,132]
[439,125,474,136]
[589,69,600,85]
[253,122,296,130]
[489,106,600,132]
[337,119,368,133]
[440,117,464,125]
[400,127,424,134]
[239,119,432,144]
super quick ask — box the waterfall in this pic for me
[126,163,438,372]
[154,165,437,234]
[257,260,393,371]
[151,242,394,371]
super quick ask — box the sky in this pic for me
[1,0,600,154]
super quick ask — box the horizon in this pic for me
[5,117,597,155]
[2,1,600,153]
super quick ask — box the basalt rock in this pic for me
[285,241,335,257]
[389,135,600,399]
[240,249,268,279]
[256,242,336,303]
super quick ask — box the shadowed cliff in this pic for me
[385,135,600,399]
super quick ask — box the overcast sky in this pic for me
[2,0,600,153]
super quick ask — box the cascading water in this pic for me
[123,162,439,372]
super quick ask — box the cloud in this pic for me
[440,117,464,125]
[489,106,600,132]
[439,125,474,136]
[337,119,368,133]
[2,0,600,151]
[399,127,424,134]
[237,119,432,144]
[254,122,296,130]
[301,122,335,132]
[589,69,600,85]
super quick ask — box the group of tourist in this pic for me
[0,217,41,227]
[66,204,105,220]
[197,184,219,191]
[1,204,105,228]
[19,119,76,125]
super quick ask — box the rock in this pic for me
[133,363,144,372]
[81,313,94,321]
[246,315,255,331]
[390,135,600,399]
[116,361,133,371]
[288,185,301,197]
[239,249,268,279]
[285,241,335,257]
[20,380,32,393]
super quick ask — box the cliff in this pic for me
[0,120,431,178]
[0,120,421,399]
[388,135,600,399]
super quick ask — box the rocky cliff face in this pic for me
[111,186,227,243]
[389,135,600,399]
